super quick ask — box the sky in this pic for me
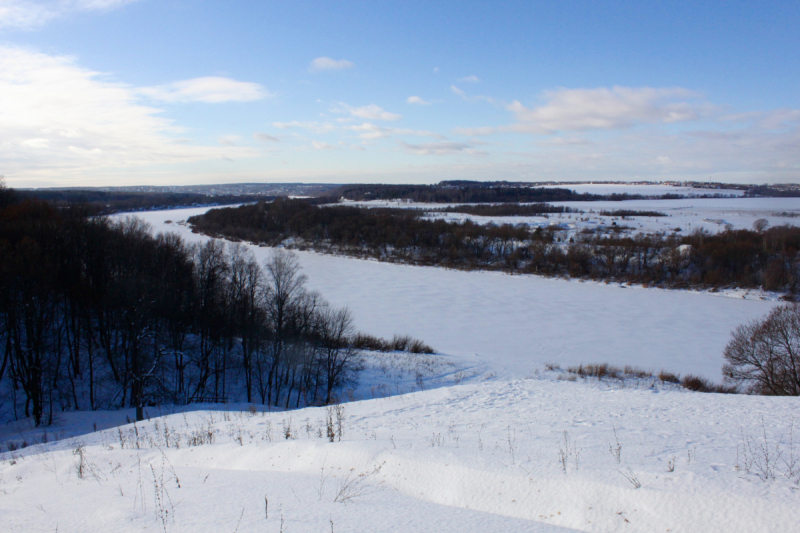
[1,0,799,188]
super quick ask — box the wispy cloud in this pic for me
[218,135,240,146]
[349,122,443,141]
[335,102,402,121]
[0,0,139,29]
[139,76,270,103]
[407,96,431,105]
[253,132,280,142]
[450,85,465,97]
[458,75,480,83]
[273,121,336,134]
[399,140,484,156]
[507,86,708,134]
[0,46,256,183]
[308,56,354,72]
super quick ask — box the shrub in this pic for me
[390,335,412,352]
[681,374,737,394]
[408,339,435,354]
[723,304,800,395]
[351,333,389,352]
[351,332,435,354]
[658,370,681,383]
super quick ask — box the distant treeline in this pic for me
[434,203,578,216]
[745,185,800,198]
[599,209,667,217]
[324,183,739,203]
[14,189,276,215]
[328,184,626,203]
[0,188,427,426]
[433,204,666,218]
[189,198,800,294]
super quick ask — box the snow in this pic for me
[539,183,745,197]
[124,207,778,382]
[1,204,797,532]
[2,379,798,532]
[347,196,800,237]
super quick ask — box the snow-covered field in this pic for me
[349,196,800,237]
[127,206,777,382]
[539,182,745,197]
[2,378,798,532]
[2,201,798,532]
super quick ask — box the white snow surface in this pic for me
[348,196,800,236]
[125,207,779,382]
[2,204,797,532]
[2,379,798,532]
[539,183,745,197]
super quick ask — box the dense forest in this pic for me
[189,198,800,294]
[0,184,421,427]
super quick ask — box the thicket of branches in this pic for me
[724,304,800,395]
[190,199,800,293]
[0,197,371,426]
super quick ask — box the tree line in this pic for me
[0,192,382,426]
[14,189,278,215]
[189,198,800,293]
[325,182,739,203]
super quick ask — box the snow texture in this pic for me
[0,199,797,532]
[1,379,798,532]
[129,206,779,382]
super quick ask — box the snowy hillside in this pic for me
[2,378,798,532]
[2,204,797,533]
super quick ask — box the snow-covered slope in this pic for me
[2,379,797,532]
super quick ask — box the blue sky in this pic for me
[1,0,798,187]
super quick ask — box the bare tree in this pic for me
[263,249,308,405]
[316,306,361,405]
[724,304,800,395]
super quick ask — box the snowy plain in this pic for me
[2,194,798,533]
[349,196,800,237]
[539,183,745,197]
[128,204,779,382]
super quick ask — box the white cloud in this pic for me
[458,75,480,83]
[20,137,50,148]
[506,86,708,134]
[272,121,336,134]
[349,122,443,141]
[399,140,477,156]
[139,76,269,103]
[311,141,334,150]
[407,96,431,105]
[308,57,354,72]
[253,132,280,142]
[0,46,255,183]
[218,135,240,146]
[335,102,402,121]
[0,0,139,29]
[450,85,465,97]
